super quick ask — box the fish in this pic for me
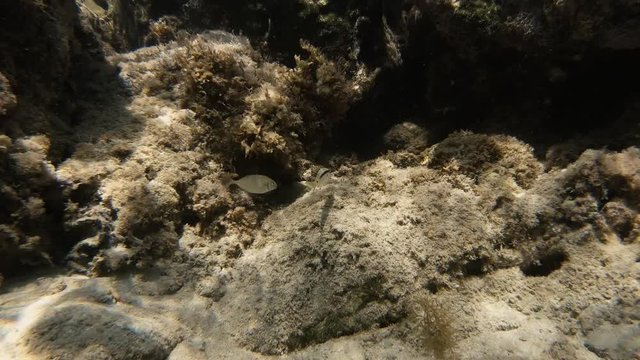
[298,168,334,191]
[314,167,334,187]
[82,0,109,17]
[316,168,331,181]
[228,174,278,194]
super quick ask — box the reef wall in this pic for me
[0,1,638,342]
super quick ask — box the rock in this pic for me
[0,277,184,360]
[603,201,637,241]
[383,121,429,153]
[599,20,640,50]
[196,276,226,301]
[168,340,207,360]
[584,323,640,360]
[0,134,11,152]
[1,1,640,359]
[0,73,17,116]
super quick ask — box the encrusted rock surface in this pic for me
[1,1,639,359]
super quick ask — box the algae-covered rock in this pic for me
[418,0,640,55]
[383,122,429,154]
[0,276,185,359]
[427,131,543,189]
[1,2,639,359]
[0,73,17,116]
[170,32,363,175]
[0,135,61,276]
[50,30,370,275]
[0,0,116,278]
[217,137,640,355]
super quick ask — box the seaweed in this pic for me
[173,33,359,177]
[408,294,459,359]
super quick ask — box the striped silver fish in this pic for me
[229,175,277,194]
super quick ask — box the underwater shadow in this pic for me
[0,1,147,278]
[26,303,171,359]
[319,193,335,230]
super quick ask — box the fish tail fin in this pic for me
[220,172,237,187]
